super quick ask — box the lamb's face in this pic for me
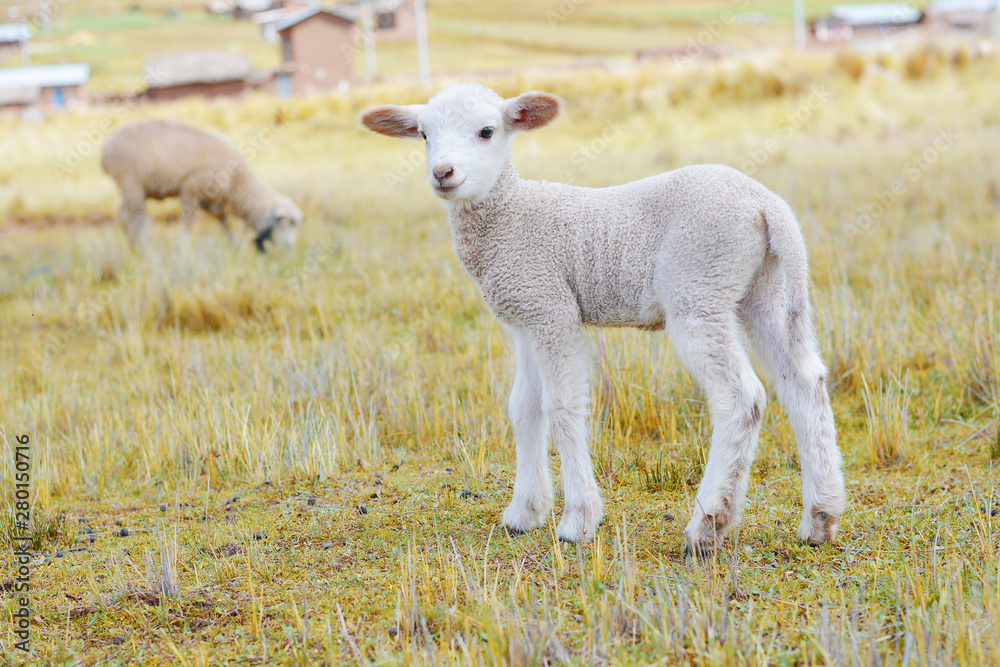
[269,201,303,247]
[417,85,510,203]
[360,84,562,206]
[250,196,303,251]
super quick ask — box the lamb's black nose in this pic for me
[433,164,454,184]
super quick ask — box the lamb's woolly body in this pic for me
[101,119,302,251]
[359,84,847,553]
[451,162,779,332]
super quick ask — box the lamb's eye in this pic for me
[420,131,427,141]
[479,127,494,139]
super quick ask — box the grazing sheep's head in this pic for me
[249,194,303,252]
[359,83,562,205]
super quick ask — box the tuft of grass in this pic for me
[143,528,180,599]
[861,371,913,469]
[964,309,1000,408]
[0,506,66,552]
[834,50,867,81]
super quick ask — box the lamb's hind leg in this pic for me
[741,261,846,545]
[502,328,554,533]
[671,315,767,556]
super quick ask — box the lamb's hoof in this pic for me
[502,498,549,535]
[799,508,839,546]
[683,515,728,558]
[556,499,604,543]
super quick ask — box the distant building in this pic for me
[0,24,31,65]
[144,50,260,102]
[810,3,923,43]
[336,0,416,42]
[256,1,415,44]
[272,6,355,96]
[0,62,89,111]
[925,0,999,35]
[253,7,296,41]
[252,2,318,41]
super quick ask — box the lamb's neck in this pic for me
[446,161,521,233]
[444,161,523,280]
[229,165,272,219]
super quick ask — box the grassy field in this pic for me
[1,27,1000,667]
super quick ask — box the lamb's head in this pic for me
[359,83,562,205]
[248,193,303,252]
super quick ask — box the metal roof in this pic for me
[251,7,292,24]
[273,5,355,31]
[238,0,274,10]
[830,3,923,25]
[0,63,90,89]
[926,0,998,12]
[0,24,32,42]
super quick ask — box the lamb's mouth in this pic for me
[433,179,465,197]
[254,226,274,252]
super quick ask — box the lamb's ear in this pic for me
[502,91,562,132]
[358,104,425,139]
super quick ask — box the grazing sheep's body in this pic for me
[101,119,302,252]
[360,84,846,554]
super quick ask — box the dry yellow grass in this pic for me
[1,48,999,664]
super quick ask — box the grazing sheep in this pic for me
[101,119,302,252]
[359,83,846,554]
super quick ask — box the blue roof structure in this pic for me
[0,24,32,42]
[0,63,90,89]
[927,0,998,11]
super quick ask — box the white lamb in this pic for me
[360,83,846,555]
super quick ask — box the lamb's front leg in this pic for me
[534,328,604,543]
[502,329,553,533]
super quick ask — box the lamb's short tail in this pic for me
[758,198,823,376]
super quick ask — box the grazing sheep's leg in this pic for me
[671,315,767,556]
[179,187,200,233]
[502,329,554,533]
[741,261,846,546]
[117,183,149,253]
[220,218,238,246]
[531,328,603,543]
